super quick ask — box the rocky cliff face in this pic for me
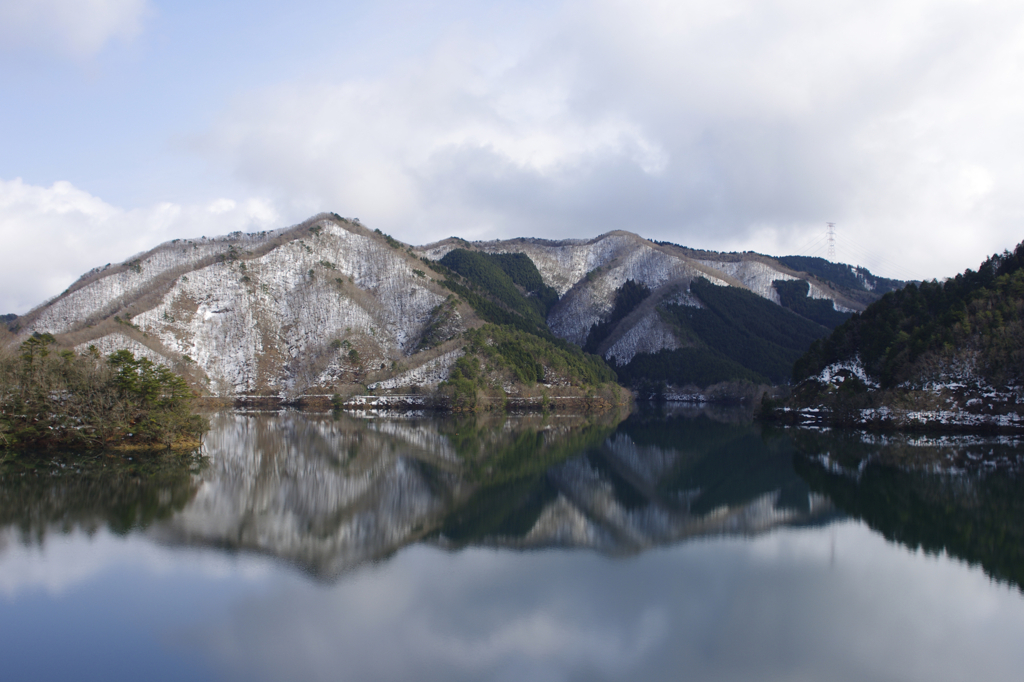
[16,214,870,396]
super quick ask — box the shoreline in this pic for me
[766,404,1024,434]
[198,391,628,413]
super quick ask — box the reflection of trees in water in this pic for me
[6,411,1024,588]
[792,429,1024,592]
[150,410,625,578]
[439,407,837,553]
[0,449,204,543]
[0,408,845,577]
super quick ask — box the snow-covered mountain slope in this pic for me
[20,215,467,397]
[31,229,288,335]
[418,231,865,369]
[14,214,882,396]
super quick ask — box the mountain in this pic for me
[419,232,896,393]
[775,256,906,304]
[9,214,901,400]
[782,240,1024,429]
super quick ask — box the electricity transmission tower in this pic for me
[826,222,836,261]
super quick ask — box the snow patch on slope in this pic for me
[478,234,640,296]
[604,310,680,365]
[815,356,879,388]
[369,349,464,390]
[804,281,855,313]
[74,333,170,367]
[698,259,798,303]
[549,243,714,345]
[664,286,704,308]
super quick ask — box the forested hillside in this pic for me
[778,256,904,301]
[780,241,1024,430]
[437,249,558,336]
[774,280,852,328]
[794,241,1024,388]
[583,279,651,353]
[429,249,622,408]
[1,334,208,450]
[615,277,832,388]
[437,249,860,394]
[438,252,846,394]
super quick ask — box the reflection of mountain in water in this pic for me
[793,429,1024,591]
[0,408,845,578]
[4,410,1024,583]
[441,405,836,553]
[155,407,838,577]
[152,410,626,576]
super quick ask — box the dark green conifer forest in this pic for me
[1,334,209,450]
[794,240,1024,388]
[617,278,832,387]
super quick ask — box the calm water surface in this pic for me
[2,406,1023,681]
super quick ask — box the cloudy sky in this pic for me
[3,0,1024,313]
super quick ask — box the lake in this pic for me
[2,405,1023,682]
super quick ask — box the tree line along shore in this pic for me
[0,334,208,451]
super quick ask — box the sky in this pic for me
[3,0,1024,313]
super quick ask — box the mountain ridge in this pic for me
[5,214,902,400]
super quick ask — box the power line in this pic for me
[839,236,916,277]
[838,236,925,282]
[791,232,830,256]
[792,222,925,282]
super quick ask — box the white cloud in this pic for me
[195,0,1024,281]
[0,0,148,58]
[202,35,671,243]
[0,177,281,314]
[4,0,1022,301]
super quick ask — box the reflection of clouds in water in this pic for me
[3,411,1024,681]
[411,607,667,679]
[192,525,1024,682]
[0,521,1022,681]
[0,528,272,598]
[195,546,671,682]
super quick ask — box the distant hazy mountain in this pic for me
[9,214,903,397]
